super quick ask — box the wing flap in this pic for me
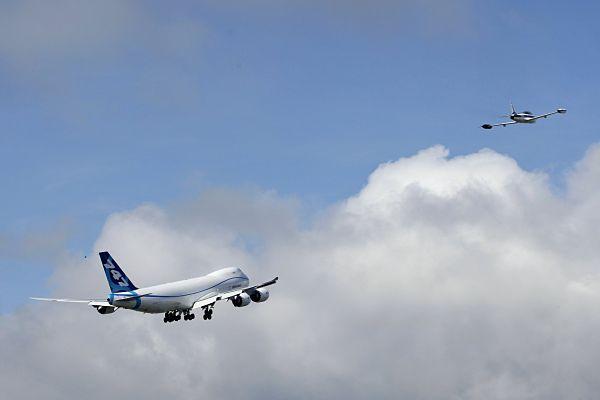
[191,290,243,310]
[192,297,217,310]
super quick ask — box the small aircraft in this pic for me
[482,103,566,130]
[31,252,278,323]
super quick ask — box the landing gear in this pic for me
[163,311,177,323]
[183,310,195,321]
[203,307,213,320]
[164,310,195,323]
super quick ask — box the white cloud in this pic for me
[2,144,600,399]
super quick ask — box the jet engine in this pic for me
[231,293,251,307]
[250,288,270,303]
[94,305,117,314]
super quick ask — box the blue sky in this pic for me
[1,0,598,312]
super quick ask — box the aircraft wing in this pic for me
[31,297,97,303]
[191,276,279,310]
[530,109,566,121]
[31,297,118,312]
[481,121,517,129]
[251,276,279,290]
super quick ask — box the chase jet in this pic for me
[482,103,566,130]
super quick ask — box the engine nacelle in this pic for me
[231,293,251,307]
[250,288,270,303]
[95,305,117,314]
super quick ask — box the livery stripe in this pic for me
[111,276,246,300]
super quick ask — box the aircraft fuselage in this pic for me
[510,114,536,123]
[110,267,250,313]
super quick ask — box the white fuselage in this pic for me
[511,113,536,123]
[110,267,250,313]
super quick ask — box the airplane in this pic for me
[31,252,278,323]
[481,103,566,130]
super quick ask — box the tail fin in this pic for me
[510,102,517,115]
[99,252,138,293]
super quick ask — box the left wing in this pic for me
[30,297,118,313]
[30,297,97,303]
[481,121,517,129]
[191,276,279,310]
[530,108,567,121]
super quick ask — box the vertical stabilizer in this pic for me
[99,252,138,293]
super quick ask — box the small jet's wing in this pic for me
[191,277,279,310]
[481,121,517,129]
[530,108,567,121]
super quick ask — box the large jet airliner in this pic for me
[32,252,278,323]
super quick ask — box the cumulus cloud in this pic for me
[2,144,600,399]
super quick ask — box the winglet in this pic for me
[256,276,278,289]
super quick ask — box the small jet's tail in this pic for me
[99,252,138,293]
[510,102,517,115]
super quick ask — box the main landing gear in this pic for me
[163,310,195,323]
[163,306,214,323]
[203,306,213,320]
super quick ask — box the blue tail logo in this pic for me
[99,252,138,293]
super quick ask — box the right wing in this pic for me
[251,276,279,290]
[530,108,566,121]
[481,121,517,129]
[191,276,279,310]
